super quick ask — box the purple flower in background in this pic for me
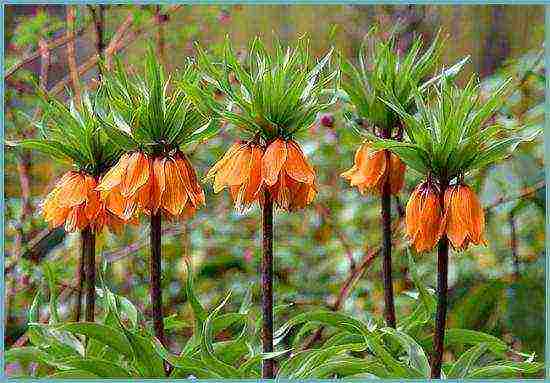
[218,9,231,24]
[243,248,253,263]
[320,113,334,127]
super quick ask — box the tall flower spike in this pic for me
[97,48,213,347]
[405,180,443,253]
[440,183,486,250]
[341,142,406,195]
[206,141,264,212]
[262,138,317,211]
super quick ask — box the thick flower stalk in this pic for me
[16,89,123,323]
[340,29,445,329]
[188,36,338,378]
[341,142,406,195]
[98,49,213,355]
[374,74,520,377]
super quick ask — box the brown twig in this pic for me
[485,180,544,211]
[5,26,88,80]
[48,5,182,96]
[508,212,521,281]
[316,204,356,271]
[66,6,81,103]
[88,5,105,72]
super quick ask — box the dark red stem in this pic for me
[261,191,274,378]
[82,227,95,322]
[381,125,396,328]
[431,178,449,378]
[150,212,165,348]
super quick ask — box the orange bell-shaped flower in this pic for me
[97,150,205,220]
[206,141,264,211]
[405,180,443,253]
[262,138,317,211]
[41,171,123,233]
[440,184,487,250]
[341,142,406,195]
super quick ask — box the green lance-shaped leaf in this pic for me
[56,322,132,358]
[274,310,371,345]
[381,327,430,377]
[199,292,241,378]
[447,343,490,378]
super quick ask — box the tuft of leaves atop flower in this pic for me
[341,27,470,135]
[14,90,121,176]
[182,35,340,141]
[370,74,520,181]
[99,46,217,156]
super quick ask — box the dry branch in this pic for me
[66,6,81,103]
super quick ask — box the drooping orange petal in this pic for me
[58,172,88,208]
[213,146,249,193]
[405,186,423,241]
[96,153,131,192]
[121,151,150,198]
[418,192,442,252]
[206,142,244,181]
[388,153,406,195]
[162,158,187,216]
[42,187,71,228]
[65,205,88,233]
[176,154,205,209]
[407,181,443,253]
[341,144,369,184]
[285,140,315,184]
[444,187,468,249]
[243,145,264,205]
[468,188,486,245]
[149,157,166,215]
[262,139,288,186]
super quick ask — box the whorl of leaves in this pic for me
[182,35,340,141]
[14,89,121,176]
[340,27,448,132]
[369,75,521,180]
[98,45,216,155]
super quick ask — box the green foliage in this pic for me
[183,35,339,140]
[340,27,447,132]
[99,46,217,155]
[6,260,542,379]
[10,10,63,49]
[370,74,536,180]
[10,90,121,176]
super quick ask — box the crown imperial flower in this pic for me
[341,142,406,195]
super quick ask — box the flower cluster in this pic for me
[207,138,317,212]
[406,179,486,252]
[41,171,126,233]
[341,142,406,195]
[97,151,205,220]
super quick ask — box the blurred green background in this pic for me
[4,4,545,370]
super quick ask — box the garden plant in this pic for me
[4,5,545,380]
